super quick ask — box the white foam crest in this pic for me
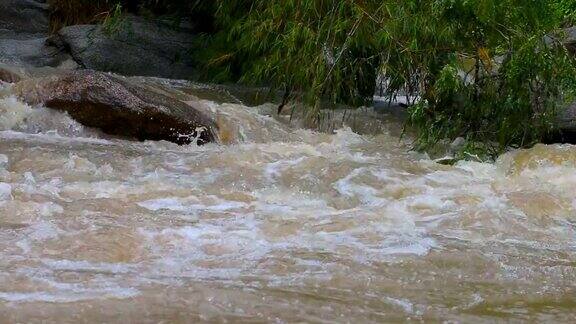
[139,222,274,279]
[199,100,295,144]
[0,182,12,200]
[334,168,387,206]
[0,287,139,303]
[42,259,136,274]
[0,81,11,97]
[136,192,439,278]
[0,96,33,130]
[264,156,308,181]
[0,96,106,139]
[15,221,63,254]
[0,259,141,304]
[0,130,113,146]
[61,181,130,199]
[137,196,247,213]
[25,221,62,241]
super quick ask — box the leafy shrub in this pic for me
[208,0,576,156]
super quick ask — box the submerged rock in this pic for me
[13,70,218,144]
[51,15,198,79]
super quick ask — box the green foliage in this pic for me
[398,0,576,154]
[102,3,126,36]
[207,0,576,155]
[204,1,381,120]
[556,0,576,24]
[49,0,576,156]
[379,0,576,154]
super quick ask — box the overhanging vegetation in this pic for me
[49,0,576,157]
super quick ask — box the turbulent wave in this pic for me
[0,79,575,322]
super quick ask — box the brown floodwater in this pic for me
[0,80,575,323]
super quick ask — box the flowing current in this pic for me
[0,80,575,323]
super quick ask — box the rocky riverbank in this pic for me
[0,0,198,78]
[0,0,218,144]
[2,0,576,147]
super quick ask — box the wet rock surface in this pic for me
[12,70,218,144]
[51,15,198,79]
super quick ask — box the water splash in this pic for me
[0,80,574,322]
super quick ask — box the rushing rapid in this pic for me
[0,80,575,323]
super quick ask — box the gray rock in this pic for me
[0,0,70,68]
[558,101,576,132]
[12,70,218,144]
[564,27,576,43]
[545,27,576,54]
[564,26,576,54]
[557,26,576,132]
[450,137,467,152]
[52,15,198,79]
[0,0,49,37]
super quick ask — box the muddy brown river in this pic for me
[0,80,575,323]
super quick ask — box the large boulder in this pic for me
[51,15,198,79]
[564,26,576,54]
[0,0,71,68]
[12,70,218,144]
[0,0,49,38]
